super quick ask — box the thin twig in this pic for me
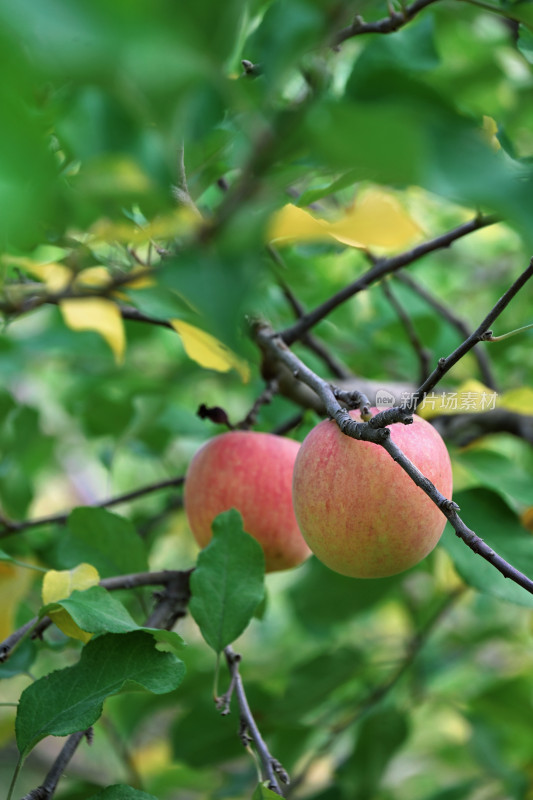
[255,322,533,596]
[235,380,280,429]
[413,258,533,407]
[431,408,533,447]
[268,245,350,379]
[381,279,433,385]
[280,214,498,345]
[223,647,288,795]
[271,412,305,436]
[0,476,184,539]
[0,267,154,319]
[0,617,40,662]
[20,730,89,800]
[333,0,442,45]
[394,271,497,389]
[119,305,176,330]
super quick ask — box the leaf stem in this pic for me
[7,756,23,800]
[485,323,533,342]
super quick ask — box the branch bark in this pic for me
[221,647,288,796]
[333,0,442,45]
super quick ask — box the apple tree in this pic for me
[1,1,533,799]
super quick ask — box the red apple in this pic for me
[292,410,453,578]
[184,431,311,572]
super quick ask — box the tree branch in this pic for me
[221,647,288,796]
[381,279,432,385]
[280,214,498,345]
[268,245,351,379]
[255,322,533,596]
[394,271,497,390]
[143,570,192,629]
[0,267,155,319]
[0,476,184,539]
[119,305,176,330]
[431,408,533,447]
[333,0,442,45]
[235,379,281,430]
[20,730,89,800]
[412,258,533,407]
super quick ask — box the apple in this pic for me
[184,431,311,572]
[292,410,453,579]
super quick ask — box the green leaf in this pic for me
[274,647,363,722]
[80,390,135,438]
[41,585,185,652]
[289,557,401,633]
[349,14,440,77]
[86,786,158,800]
[303,100,426,187]
[126,285,196,322]
[339,707,409,797]
[171,697,244,767]
[189,509,265,652]
[453,448,533,509]
[58,507,148,578]
[440,488,533,607]
[245,0,324,86]
[418,781,480,800]
[518,26,533,64]
[0,639,36,679]
[15,630,186,758]
[252,782,284,799]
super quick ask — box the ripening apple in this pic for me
[292,410,453,579]
[184,431,311,572]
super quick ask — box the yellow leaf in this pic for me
[132,739,172,776]
[418,379,498,419]
[60,297,126,364]
[122,266,156,290]
[267,203,330,244]
[171,320,250,382]
[327,187,422,250]
[498,387,533,415]
[267,188,422,252]
[42,563,100,643]
[0,562,35,640]
[2,255,72,292]
[89,207,200,245]
[521,507,533,533]
[482,115,501,152]
[74,266,113,289]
